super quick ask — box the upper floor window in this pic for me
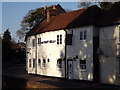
[60,35,62,44]
[32,39,35,47]
[38,38,41,44]
[79,59,86,70]
[80,31,87,41]
[57,35,62,45]
[57,35,59,44]
[66,34,72,45]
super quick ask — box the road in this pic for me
[2,64,120,89]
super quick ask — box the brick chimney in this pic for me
[53,5,57,9]
[47,10,50,22]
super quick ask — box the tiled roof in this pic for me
[26,5,105,37]
[98,2,120,26]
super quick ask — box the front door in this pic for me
[67,60,73,79]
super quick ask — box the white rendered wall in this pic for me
[66,26,94,81]
[27,30,66,78]
[99,25,120,85]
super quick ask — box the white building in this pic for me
[26,2,120,85]
[99,2,120,85]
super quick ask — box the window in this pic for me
[66,34,72,45]
[57,35,62,45]
[32,39,35,47]
[60,35,62,44]
[57,59,62,69]
[43,59,46,67]
[38,38,41,44]
[48,59,50,62]
[80,31,87,41]
[33,59,35,68]
[79,59,86,70]
[29,59,31,67]
[57,35,59,44]
[38,59,41,67]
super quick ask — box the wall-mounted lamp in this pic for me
[96,48,103,55]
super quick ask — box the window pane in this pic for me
[80,60,86,70]
[84,31,87,40]
[80,60,86,64]
[29,59,31,67]
[80,32,83,40]
[57,59,62,69]
[38,38,41,44]
[38,59,41,67]
[57,35,59,44]
[66,34,72,45]
[33,59,35,68]
[43,59,46,67]
[32,39,35,47]
[60,35,62,44]
[48,59,50,62]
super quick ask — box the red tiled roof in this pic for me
[26,5,105,37]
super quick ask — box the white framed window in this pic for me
[43,59,46,67]
[38,59,41,67]
[33,59,35,68]
[57,35,62,45]
[32,39,35,47]
[80,31,87,41]
[60,34,62,44]
[29,59,31,67]
[57,35,59,44]
[79,59,86,71]
[57,59,62,69]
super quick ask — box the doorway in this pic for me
[67,60,73,80]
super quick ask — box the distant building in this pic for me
[25,3,120,85]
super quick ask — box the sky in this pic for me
[2,2,79,42]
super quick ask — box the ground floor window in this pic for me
[79,59,86,70]
[33,59,35,68]
[29,59,31,67]
[43,59,46,67]
[38,59,41,67]
[57,59,62,69]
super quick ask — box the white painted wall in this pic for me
[26,30,66,78]
[99,25,120,85]
[66,26,94,81]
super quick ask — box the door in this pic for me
[67,60,73,79]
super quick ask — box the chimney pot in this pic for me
[53,5,56,9]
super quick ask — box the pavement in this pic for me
[2,64,120,89]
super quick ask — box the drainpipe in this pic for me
[64,29,67,79]
[34,35,37,74]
